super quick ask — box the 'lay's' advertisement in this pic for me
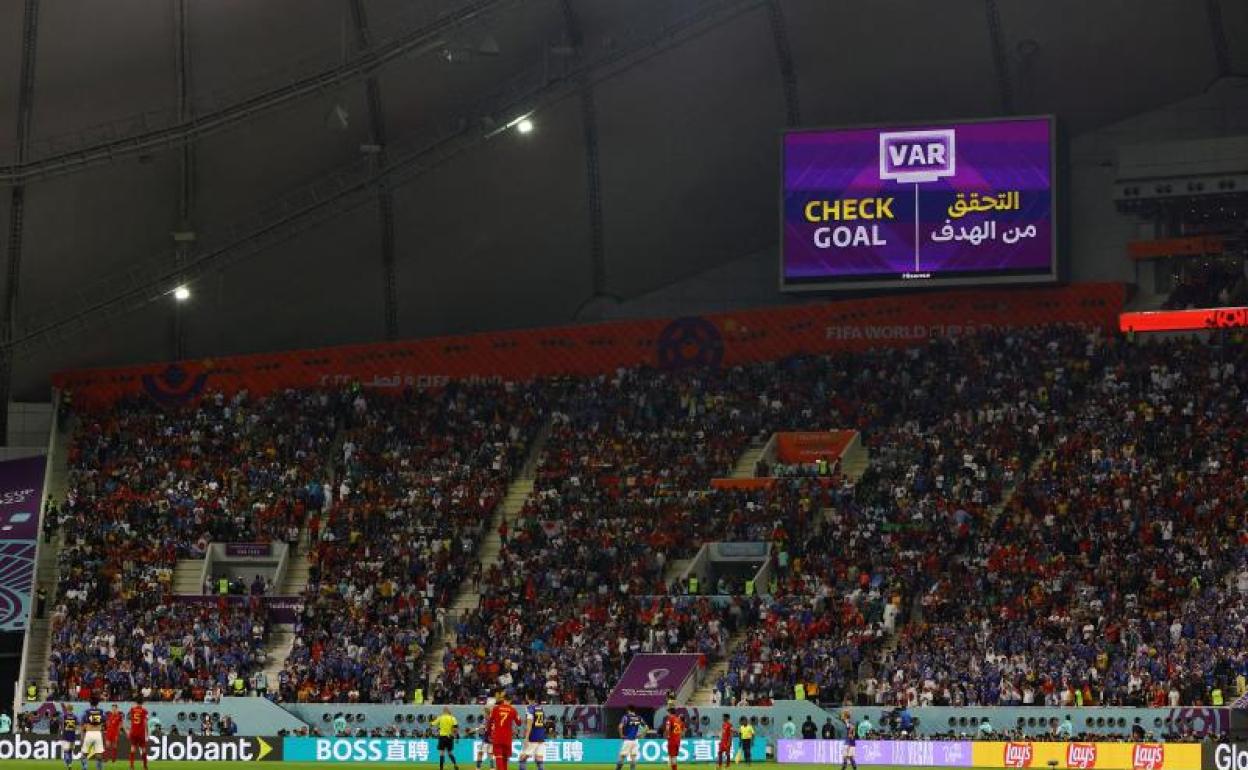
[971,741,1199,770]
[779,741,1199,770]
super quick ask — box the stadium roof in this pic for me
[1,0,1245,399]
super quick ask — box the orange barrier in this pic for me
[53,283,1126,407]
[708,478,776,491]
[1126,236,1225,260]
[774,430,856,464]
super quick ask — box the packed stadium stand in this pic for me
[32,324,1247,715]
[283,384,545,703]
[44,389,338,700]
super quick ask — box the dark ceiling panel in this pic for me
[786,0,997,128]
[0,2,23,152]
[28,0,175,146]
[595,7,782,298]
[391,96,590,338]
[998,0,1216,130]
[181,201,385,358]
[193,84,371,226]
[378,0,563,148]
[17,156,179,311]
[187,0,347,104]
[575,0,701,46]
[1220,0,1248,75]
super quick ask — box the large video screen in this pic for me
[781,116,1056,292]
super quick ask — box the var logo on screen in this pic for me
[879,129,955,183]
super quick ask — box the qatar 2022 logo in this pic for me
[142,363,210,404]
[0,542,35,630]
[656,317,724,371]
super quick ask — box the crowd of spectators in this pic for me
[280,383,545,703]
[883,337,1248,709]
[432,369,772,702]
[43,326,1248,710]
[710,328,1099,706]
[47,388,340,700]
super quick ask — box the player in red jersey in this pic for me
[104,705,124,762]
[126,697,149,770]
[486,692,522,770]
[715,714,734,769]
[662,712,685,770]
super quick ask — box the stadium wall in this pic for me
[51,282,1124,407]
[25,698,308,734]
[24,700,1232,741]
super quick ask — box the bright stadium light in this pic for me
[516,118,534,135]
[173,285,191,302]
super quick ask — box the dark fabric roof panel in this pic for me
[391,96,592,337]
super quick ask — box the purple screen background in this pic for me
[783,117,1053,284]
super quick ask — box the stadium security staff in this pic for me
[738,719,755,765]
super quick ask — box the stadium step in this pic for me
[425,419,553,688]
[25,412,75,699]
[173,558,207,594]
[840,441,870,482]
[280,545,311,595]
[262,625,297,688]
[663,557,692,585]
[688,625,751,705]
[729,441,767,479]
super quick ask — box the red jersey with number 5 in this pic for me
[127,706,148,735]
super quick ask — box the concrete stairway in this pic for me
[262,625,297,690]
[689,626,749,705]
[256,423,339,694]
[280,543,311,596]
[424,422,552,684]
[25,414,75,699]
[662,557,692,586]
[730,441,768,479]
[446,478,534,616]
[173,559,206,594]
[840,442,870,482]
[26,541,60,698]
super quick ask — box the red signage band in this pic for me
[55,283,1126,408]
[1119,307,1248,333]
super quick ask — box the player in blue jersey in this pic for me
[58,709,80,770]
[474,699,496,770]
[614,705,648,770]
[80,697,106,770]
[517,692,548,770]
[840,711,857,770]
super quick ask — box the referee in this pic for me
[435,707,461,770]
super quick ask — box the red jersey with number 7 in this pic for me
[488,703,521,747]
